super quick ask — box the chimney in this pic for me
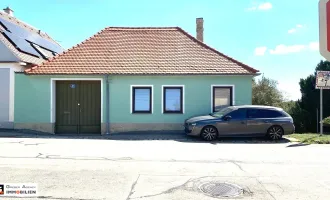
[196,17,204,42]
[3,7,14,17]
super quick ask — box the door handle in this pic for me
[264,120,270,123]
[241,121,246,124]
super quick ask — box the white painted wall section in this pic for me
[0,63,25,128]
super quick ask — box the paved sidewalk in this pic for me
[0,129,190,140]
[0,129,292,143]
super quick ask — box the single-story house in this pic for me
[0,7,63,129]
[14,18,259,134]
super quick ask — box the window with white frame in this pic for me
[163,86,183,113]
[132,86,152,113]
[212,86,233,112]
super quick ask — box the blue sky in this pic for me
[1,0,323,100]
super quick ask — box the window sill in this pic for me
[132,111,152,114]
[163,111,183,114]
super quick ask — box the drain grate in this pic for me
[199,182,243,198]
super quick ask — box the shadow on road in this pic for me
[286,143,310,148]
[106,131,290,144]
[0,129,290,144]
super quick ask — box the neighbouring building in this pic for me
[0,7,63,129]
[14,18,259,134]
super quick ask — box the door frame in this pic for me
[50,78,104,126]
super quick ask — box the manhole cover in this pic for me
[199,182,243,198]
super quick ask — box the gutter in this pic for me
[23,73,260,76]
[105,74,110,134]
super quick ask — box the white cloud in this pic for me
[278,81,301,100]
[254,46,268,56]
[288,24,305,34]
[269,44,306,55]
[266,42,319,55]
[258,2,273,10]
[288,29,296,34]
[308,42,319,51]
[246,2,272,11]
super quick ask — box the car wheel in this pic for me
[201,126,218,141]
[267,125,283,140]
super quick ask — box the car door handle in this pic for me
[264,120,270,123]
[241,121,246,124]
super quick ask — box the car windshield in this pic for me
[210,107,234,118]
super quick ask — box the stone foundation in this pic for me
[109,123,183,134]
[13,123,184,135]
[0,121,14,129]
[101,123,108,134]
[14,123,55,134]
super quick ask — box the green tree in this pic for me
[281,100,309,133]
[298,60,330,132]
[252,76,284,107]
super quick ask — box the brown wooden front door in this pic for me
[55,81,101,134]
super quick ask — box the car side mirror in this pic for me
[223,115,232,121]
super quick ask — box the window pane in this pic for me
[165,88,181,111]
[247,109,285,119]
[247,109,261,118]
[134,88,150,111]
[227,109,247,119]
[214,88,231,112]
[262,110,284,118]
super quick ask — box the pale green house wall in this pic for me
[109,75,252,121]
[14,74,106,133]
[15,75,53,123]
[14,74,253,133]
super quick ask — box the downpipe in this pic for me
[105,74,110,135]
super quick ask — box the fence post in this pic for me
[317,108,319,133]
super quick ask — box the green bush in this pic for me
[281,101,309,133]
[322,116,330,125]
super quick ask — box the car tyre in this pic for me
[201,126,218,141]
[267,125,283,140]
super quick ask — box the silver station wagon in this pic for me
[184,105,295,141]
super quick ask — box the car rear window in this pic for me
[247,109,285,118]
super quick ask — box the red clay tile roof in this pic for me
[25,27,259,75]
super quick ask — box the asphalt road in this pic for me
[0,134,330,200]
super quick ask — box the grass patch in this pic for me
[288,133,330,144]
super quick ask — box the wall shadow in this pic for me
[0,129,291,144]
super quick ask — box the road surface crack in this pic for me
[231,161,247,173]
[130,178,193,199]
[36,153,43,158]
[256,178,276,200]
[126,174,140,200]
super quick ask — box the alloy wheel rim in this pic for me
[203,127,217,140]
[269,126,282,140]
